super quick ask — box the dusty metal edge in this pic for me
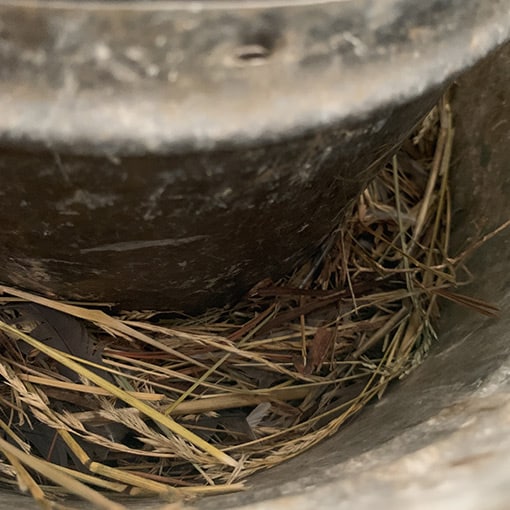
[1,1,510,155]
[0,0,353,11]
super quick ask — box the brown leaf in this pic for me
[309,327,336,374]
[0,303,113,383]
[292,353,309,376]
[191,411,255,443]
[18,421,70,467]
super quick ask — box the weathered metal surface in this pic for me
[1,0,509,152]
[0,92,438,311]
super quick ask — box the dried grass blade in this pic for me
[450,219,510,265]
[228,304,278,342]
[410,101,448,252]
[17,374,164,401]
[52,465,128,493]
[431,288,500,317]
[2,449,53,510]
[0,436,126,510]
[0,320,238,468]
[352,306,409,359]
[0,417,31,453]
[164,354,230,416]
[57,430,181,496]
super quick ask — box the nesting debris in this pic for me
[0,96,502,509]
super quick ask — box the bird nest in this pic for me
[0,95,502,510]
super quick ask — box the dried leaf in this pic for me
[0,304,113,383]
[19,421,69,467]
[292,353,308,376]
[309,327,336,374]
[246,402,271,429]
[192,411,255,443]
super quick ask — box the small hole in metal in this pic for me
[234,44,271,64]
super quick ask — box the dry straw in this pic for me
[0,95,504,509]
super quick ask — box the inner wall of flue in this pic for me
[188,42,510,510]
[0,13,509,510]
